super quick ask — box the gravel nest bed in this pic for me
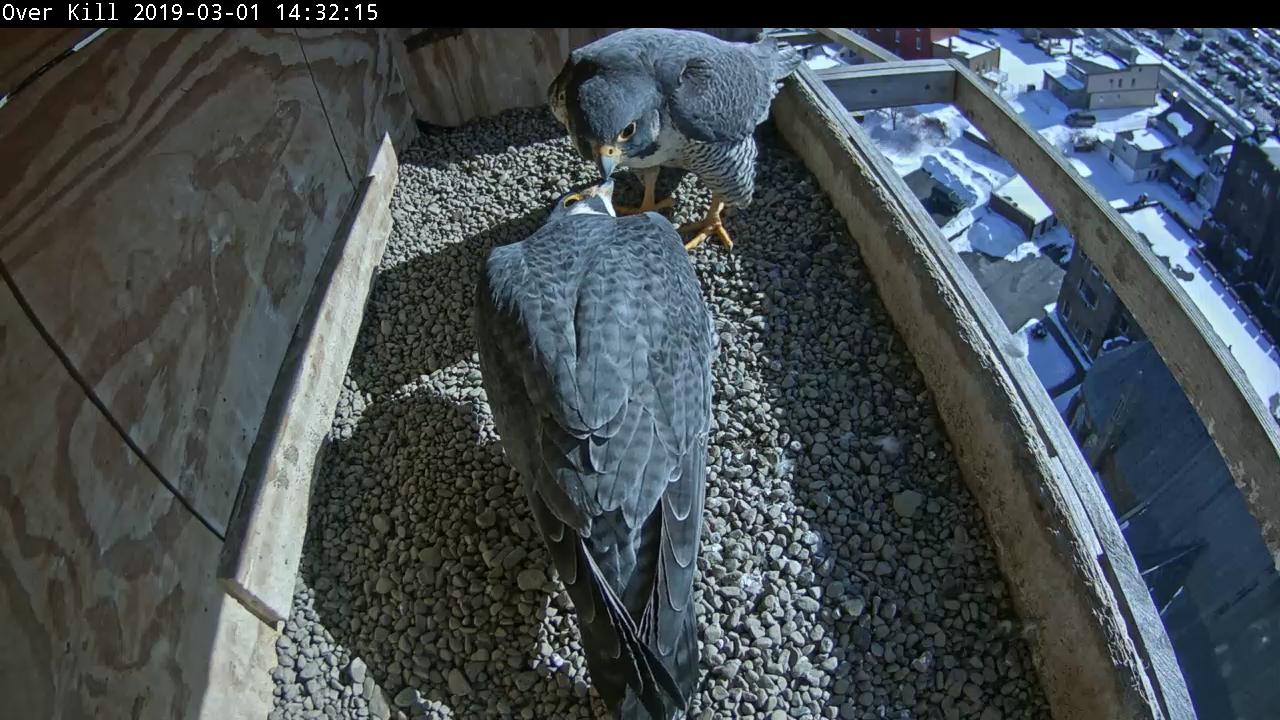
[268,106,1052,720]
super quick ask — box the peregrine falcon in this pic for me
[474,179,717,719]
[548,28,802,251]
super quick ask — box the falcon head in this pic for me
[563,65,664,180]
[548,178,616,221]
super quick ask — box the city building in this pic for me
[932,34,1001,75]
[859,28,959,60]
[1200,132,1280,337]
[1068,340,1280,720]
[1057,249,1144,358]
[1044,39,1162,110]
[989,175,1058,238]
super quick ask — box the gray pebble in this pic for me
[264,105,1053,720]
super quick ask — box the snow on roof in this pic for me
[994,175,1055,224]
[934,35,996,59]
[1124,128,1175,152]
[1122,206,1280,409]
[1165,111,1194,139]
[1072,49,1126,71]
[806,55,842,70]
[1131,45,1163,66]
[1262,136,1280,169]
[1164,146,1208,179]
[1045,68,1085,91]
[1016,318,1081,392]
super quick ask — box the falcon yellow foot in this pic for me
[616,167,673,216]
[616,196,674,216]
[680,197,732,251]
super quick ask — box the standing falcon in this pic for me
[548,28,802,251]
[474,179,718,719]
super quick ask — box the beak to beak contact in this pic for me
[593,143,621,178]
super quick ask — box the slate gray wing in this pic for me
[473,212,716,716]
[659,37,800,144]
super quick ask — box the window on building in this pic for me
[1117,314,1130,335]
[916,37,922,50]
[1251,170,1260,184]
[1084,328,1095,347]
[1089,262,1102,280]
[1078,278,1099,309]
[895,30,901,43]
[1131,78,1137,87]
[1063,301,1074,320]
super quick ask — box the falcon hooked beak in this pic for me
[592,143,622,178]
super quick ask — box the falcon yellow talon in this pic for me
[616,167,672,217]
[679,195,732,251]
[616,196,674,216]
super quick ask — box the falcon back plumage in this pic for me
[474,184,717,719]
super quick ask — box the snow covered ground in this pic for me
[951,210,1072,262]
[1119,206,1280,412]
[989,28,1063,94]
[1014,314,1083,394]
[803,43,855,71]
[849,29,1278,416]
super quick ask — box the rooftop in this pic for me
[1164,111,1195,140]
[934,34,998,59]
[1261,135,1280,169]
[1045,68,1085,91]
[1121,128,1176,152]
[994,174,1055,224]
[1164,145,1208,179]
[1069,42,1161,74]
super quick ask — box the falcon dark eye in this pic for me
[617,122,637,142]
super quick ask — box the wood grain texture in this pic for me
[0,29,353,533]
[0,28,84,95]
[297,28,416,178]
[394,27,619,126]
[0,284,276,720]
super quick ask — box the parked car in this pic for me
[1182,38,1203,52]
[1160,87,1180,103]
[1066,111,1098,128]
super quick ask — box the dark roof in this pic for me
[1164,97,1210,127]
[1081,340,1274,631]
[1080,340,1229,494]
[1036,27,1083,40]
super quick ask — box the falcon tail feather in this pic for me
[577,541,686,719]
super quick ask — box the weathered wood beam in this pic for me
[816,60,957,111]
